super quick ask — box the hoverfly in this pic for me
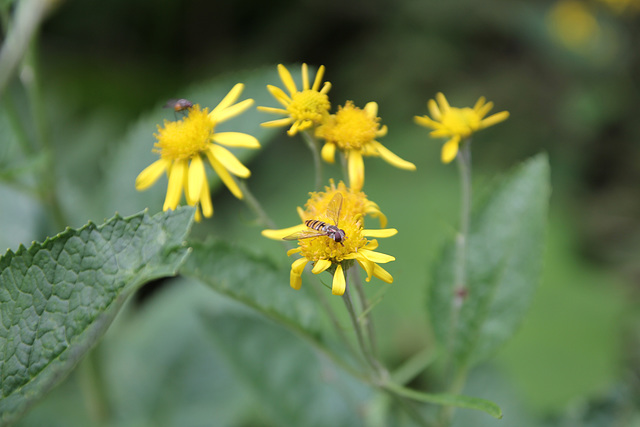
[284,193,347,245]
[163,98,193,117]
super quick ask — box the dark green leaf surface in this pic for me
[202,311,371,427]
[429,154,551,367]
[180,239,322,336]
[0,207,194,425]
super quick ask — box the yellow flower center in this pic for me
[316,101,379,150]
[287,89,330,127]
[154,105,214,160]
[298,185,369,263]
[440,107,481,138]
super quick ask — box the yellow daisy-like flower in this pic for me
[547,0,600,52]
[316,101,416,192]
[262,181,396,296]
[414,93,510,164]
[257,63,332,136]
[135,84,260,221]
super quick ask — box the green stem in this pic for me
[19,23,68,230]
[391,347,437,386]
[78,346,110,426]
[339,151,349,187]
[301,130,323,191]
[237,179,277,229]
[342,272,384,378]
[350,267,378,358]
[440,139,473,426]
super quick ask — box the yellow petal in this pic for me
[261,118,294,128]
[319,81,332,95]
[476,100,494,119]
[348,150,364,192]
[362,228,398,238]
[209,144,251,178]
[321,142,336,164]
[211,98,254,123]
[257,106,288,115]
[355,254,374,282]
[287,247,302,256]
[436,92,450,113]
[206,154,243,199]
[372,263,393,283]
[212,132,260,148]
[441,136,461,164]
[473,96,487,112]
[287,120,302,136]
[262,224,306,240]
[163,159,187,211]
[428,99,441,121]
[135,158,170,191]
[414,115,440,130]
[266,85,291,107]
[480,111,510,129]
[359,248,395,264]
[312,65,326,92]
[332,264,346,296]
[312,259,332,274]
[371,141,416,170]
[187,155,205,204]
[200,176,213,218]
[364,101,378,118]
[278,64,298,96]
[290,258,308,290]
[209,83,244,118]
[301,63,310,90]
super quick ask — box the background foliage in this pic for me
[1,0,639,425]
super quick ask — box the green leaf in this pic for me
[428,154,551,368]
[0,207,194,425]
[384,383,503,419]
[201,310,372,427]
[180,239,322,337]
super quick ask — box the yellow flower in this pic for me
[414,93,509,164]
[257,63,332,136]
[547,0,600,51]
[262,181,396,296]
[135,84,259,221]
[316,101,416,191]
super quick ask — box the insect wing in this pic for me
[283,229,327,241]
[164,98,193,111]
[325,193,343,226]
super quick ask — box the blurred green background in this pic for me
[2,0,639,425]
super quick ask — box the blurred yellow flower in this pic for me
[135,84,259,221]
[316,101,415,191]
[262,181,396,296]
[258,63,331,136]
[547,0,600,51]
[414,93,509,164]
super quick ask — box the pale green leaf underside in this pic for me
[180,239,321,337]
[429,153,551,367]
[0,207,194,425]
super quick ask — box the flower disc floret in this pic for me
[414,92,509,164]
[154,106,212,159]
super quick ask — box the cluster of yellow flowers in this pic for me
[135,64,509,295]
